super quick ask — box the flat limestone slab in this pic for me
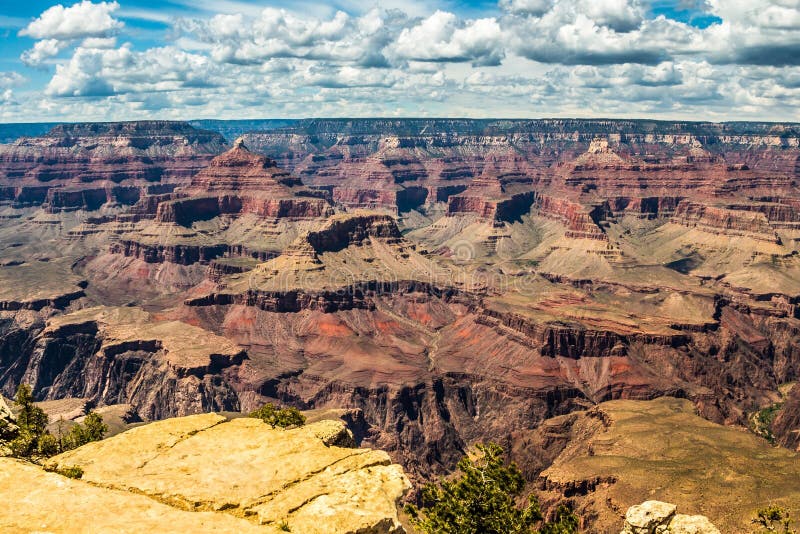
[50,414,410,533]
[0,458,269,534]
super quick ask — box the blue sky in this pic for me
[0,0,799,122]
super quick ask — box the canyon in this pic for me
[1,118,799,532]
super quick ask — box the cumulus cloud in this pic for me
[19,1,122,40]
[21,39,65,66]
[391,11,505,66]
[19,1,123,68]
[701,0,800,66]
[0,71,26,89]
[499,0,553,16]
[46,45,215,97]
[2,0,800,121]
[177,7,401,67]
[506,0,692,66]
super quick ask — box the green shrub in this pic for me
[753,505,795,533]
[405,443,578,534]
[44,464,84,479]
[249,403,306,428]
[539,504,580,534]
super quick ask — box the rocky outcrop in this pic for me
[111,239,229,265]
[621,501,720,534]
[538,398,800,533]
[478,308,689,358]
[532,193,608,240]
[43,185,143,213]
[46,414,411,533]
[1,415,410,533]
[305,213,402,252]
[156,139,331,226]
[671,201,780,242]
[446,175,535,222]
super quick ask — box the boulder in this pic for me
[622,501,677,534]
[621,501,720,534]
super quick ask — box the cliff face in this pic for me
[3,307,244,419]
[1,415,410,533]
[1,118,800,516]
[0,121,226,210]
[773,383,800,451]
[240,119,800,216]
[671,201,780,243]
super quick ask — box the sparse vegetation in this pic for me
[749,402,784,443]
[749,385,794,444]
[753,505,795,533]
[44,464,84,479]
[277,520,291,532]
[405,442,578,534]
[2,384,107,460]
[249,403,306,428]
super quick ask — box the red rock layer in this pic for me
[532,193,608,240]
[155,140,332,225]
[671,201,780,242]
[0,121,226,209]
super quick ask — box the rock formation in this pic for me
[537,398,800,532]
[1,118,800,530]
[0,121,225,210]
[1,414,410,533]
[620,501,720,534]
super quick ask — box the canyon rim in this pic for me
[2,0,800,533]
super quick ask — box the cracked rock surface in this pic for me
[2,414,410,533]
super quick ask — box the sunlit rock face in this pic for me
[0,415,410,533]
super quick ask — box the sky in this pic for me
[0,0,799,122]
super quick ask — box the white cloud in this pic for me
[19,1,123,69]
[82,37,118,49]
[391,11,505,66]
[0,71,26,89]
[178,7,398,66]
[500,0,553,16]
[21,39,65,66]
[46,45,215,97]
[700,0,800,65]
[507,1,694,66]
[19,1,122,40]
[2,0,800,121]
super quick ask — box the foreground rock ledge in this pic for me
[0,415,411,534]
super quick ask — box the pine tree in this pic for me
[9,384,56,458]
[406,442,578,534]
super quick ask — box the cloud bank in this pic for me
[3,0,800,121]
